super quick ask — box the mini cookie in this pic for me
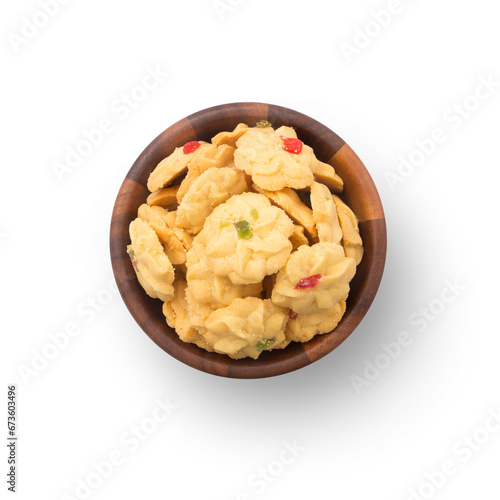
[196,192,294,285]
[176,144,235,203]
[309,160,344,193]
[272,242,356,314]
[162,280,213,351]
[128,218,174,301]
[276,126,343,192]
[204,297,288,359]
[211,123,250,147]
[253,185,317,240]
[290,225,309,250]
[137,204,187,265]
[146,186,180,210]
[176,167,248,234]
[234,128,314,191]
[147,141,213,193]
[286,298,346,343]
[310,182,343,245]
[333,195,364,266]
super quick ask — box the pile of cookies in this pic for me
[127,121,363,359]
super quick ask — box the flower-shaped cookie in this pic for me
[271,242,355,314]
[128,218,174,301]
[276,126,344,193]
[234,128,315,191]
[204,297,288,359]
[285,298,346,343]
[196,192,294,285]
[176,167,248,234]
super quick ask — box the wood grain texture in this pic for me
[110,102,386,379]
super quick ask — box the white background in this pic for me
[2,0,499,499]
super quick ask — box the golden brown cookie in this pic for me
[146,186,180,210]
[309,160,344,193]
[272,242,356,314]
[147,141,213,193]
[310,182,343,245]
[289,225,309,250]
[285,298,346,343]
[234,128,314,191]
[204,297,288,359]
[333,195,364,266]
[211,123,250,147]
[176,167,248,234]
[196,192,294,285]
[137,204,187,265]
[128,218,174,301]
[176,144,235,202]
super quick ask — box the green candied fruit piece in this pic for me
[127,248,135,260]
[254,338,276,352]
[220,220,231,228]
[250,208,259,220]
[234,220,253,239]
[256,120,272,128]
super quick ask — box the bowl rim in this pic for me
[110,102,387,379]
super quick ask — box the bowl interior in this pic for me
[110,102,386,378]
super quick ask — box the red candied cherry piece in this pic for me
[288,309,298,320]
[294,274,322,290]
[280,136,303,155]
[183,141,201,154]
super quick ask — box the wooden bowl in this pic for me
[110,102,386,378]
